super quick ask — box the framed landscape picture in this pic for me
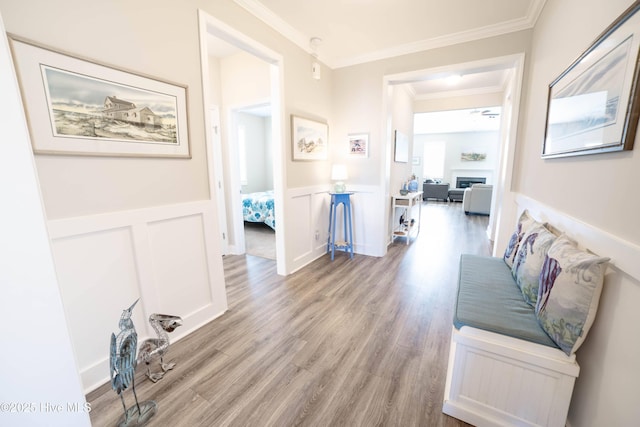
[291,115,328,161]
[542,3,640,158]
[9,35,190,158]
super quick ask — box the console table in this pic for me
[391,191,423,245]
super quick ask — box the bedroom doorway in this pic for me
[233,103,276,260]
[198,10,286,274]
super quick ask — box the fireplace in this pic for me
[456,176,486,189]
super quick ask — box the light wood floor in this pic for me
[88,201,490,426]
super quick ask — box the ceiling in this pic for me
[209,1,545,128]
[232,0,546,69]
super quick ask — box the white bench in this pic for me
[442,254,580,427]
[443,326,579,427]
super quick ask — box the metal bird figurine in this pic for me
[109,299,157,426]
[137,313,182,382]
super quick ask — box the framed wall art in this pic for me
[394,130,409,163]
[9,35,190,158]
[291,115,328,161]
[542,3,640,158]
[348,133,369,157]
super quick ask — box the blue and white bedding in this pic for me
[242,190,275,230]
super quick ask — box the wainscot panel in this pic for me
[47,200,228,392]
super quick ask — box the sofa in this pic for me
[422,182,449,201]
[443,210,609,427]
[462,183,492,214]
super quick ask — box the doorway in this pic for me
[198,10,286,274]
[383,54,525,250]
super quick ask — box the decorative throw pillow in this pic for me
[511,223,557,306]
[503,209,537,268]
[535,234,609,355]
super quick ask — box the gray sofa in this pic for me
[423,182,449,201]
[462,184,493,214]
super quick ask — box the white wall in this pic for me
[414,131,500,185]
[495,1,640,425]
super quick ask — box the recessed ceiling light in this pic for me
[446,74,462,85]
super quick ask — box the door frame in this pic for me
[198,9,287,275]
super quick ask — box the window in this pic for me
[238,125,248,186]
[422,140,445,180]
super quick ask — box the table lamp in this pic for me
[331,164,348,193]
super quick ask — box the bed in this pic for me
[242,190,275,230]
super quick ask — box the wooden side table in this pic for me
[391,191,423,245]
[327,192,354,260]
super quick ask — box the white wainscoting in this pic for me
[47,200,228,393]
[515,194,640,281]
[286,185,382,273]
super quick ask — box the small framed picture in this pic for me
[348,133,368,157]
[412,156,420,165]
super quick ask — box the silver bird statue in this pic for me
[109,299,157,426]
[137,313,182,382]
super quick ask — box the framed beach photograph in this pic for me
[8,35,190,158]
[291,115,328,161]
[542,3,640,158]
[348,133,369,157]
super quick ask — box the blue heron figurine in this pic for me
[109,299,157,426]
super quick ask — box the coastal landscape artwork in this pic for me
[42,66,178,144]
[291,115,328,161]
[542,2,640,158]
[9,36,190,157]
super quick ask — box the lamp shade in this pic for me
[331,164,348,193]
[331,164,348,181]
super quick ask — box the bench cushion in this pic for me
[454,254,558,348]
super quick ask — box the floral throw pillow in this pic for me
[503,209,537,268]
[511,223,557,306]
[536,234,609,355]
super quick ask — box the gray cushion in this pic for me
[454,254,558,348]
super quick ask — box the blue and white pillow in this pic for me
[503,209,537,268]
[511,223,557,306]
[536,234,609,355]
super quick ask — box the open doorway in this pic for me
[198,10,286,274]
[383,54,525,248]
[233,103,276,260]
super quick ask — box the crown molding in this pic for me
[233,0,314,54]
[234,0,547,69]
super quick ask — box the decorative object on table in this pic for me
[348,133,368,157]
[291,114,328,160]
[394,130,409,162]
[542,2,640,158]
[408,174,419,192]
[137,313,183,383]
[109,299,157,427]
[331,164,348,193]
[8,35,190,158]
[400,181,409,195]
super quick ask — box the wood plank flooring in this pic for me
[87,201,490,426]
